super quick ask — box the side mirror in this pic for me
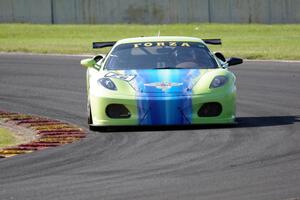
[80,55,104,68]
[93,55,104,62]
[80,58,96,68]
[214,52,226,62]
[226,57,243,66]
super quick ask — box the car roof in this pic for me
[116,36,205,45]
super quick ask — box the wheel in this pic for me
[88,112,99,131]
[87,99,92,124]
[88,106,93,125]
[87,100,97,131]
[88,109,97,131]
[87,99,109,132]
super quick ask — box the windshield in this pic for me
[104,42,218,70]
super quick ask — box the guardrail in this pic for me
[0,0,299,24]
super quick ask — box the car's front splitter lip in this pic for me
[92,117,236,126]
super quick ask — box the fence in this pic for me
[0,0,299,24]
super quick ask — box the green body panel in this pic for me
[90,95,139,126]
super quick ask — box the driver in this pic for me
[174,47,200,68]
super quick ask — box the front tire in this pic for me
[88,105,93,125]
[87,100,97,131]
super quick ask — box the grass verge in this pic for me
[0,127,16,148]
[0,23,300,60]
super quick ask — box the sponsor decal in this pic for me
[144,82,183,91]
[133,42,191,48]
[105,72,136,82]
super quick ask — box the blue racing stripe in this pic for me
[125,69,201,125]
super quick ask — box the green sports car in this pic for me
[80,36,243,129]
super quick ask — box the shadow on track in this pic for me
[90,115,300,133]
[236,115,300,128]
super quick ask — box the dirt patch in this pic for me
[0,121,37,148]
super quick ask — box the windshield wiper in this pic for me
[154,66,180,69]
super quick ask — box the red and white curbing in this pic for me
[0,110,86,158]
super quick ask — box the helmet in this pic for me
[174,47,196,63]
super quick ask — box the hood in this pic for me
[106,69,209,96]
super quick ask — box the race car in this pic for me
[80,36,243,130]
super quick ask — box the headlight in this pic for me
[98,78,117,90]
[210,76,228,88]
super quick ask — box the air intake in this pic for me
[198,102,222,117]
[106,104,131,118]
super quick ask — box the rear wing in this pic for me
[202,39,222,45]
[92,38,221,49]
[93,41,116,49]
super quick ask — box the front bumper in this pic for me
[90,89,236,126]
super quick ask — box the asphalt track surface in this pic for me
[0,54,299,200]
